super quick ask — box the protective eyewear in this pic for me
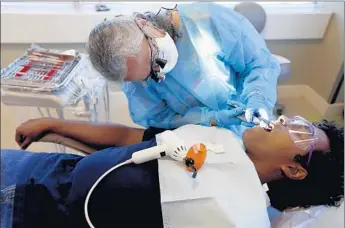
[137,23,168,83]
[277,116,318,165]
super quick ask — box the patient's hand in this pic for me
[15,118,59,150]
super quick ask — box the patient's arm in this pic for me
[15,118,145,150]
[51,120,145,149]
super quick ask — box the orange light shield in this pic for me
[185,143,207,173]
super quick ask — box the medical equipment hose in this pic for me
[84,144,171,227]
[84,132,187,227]
[84,159,133,228]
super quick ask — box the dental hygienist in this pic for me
[87,2,280,131]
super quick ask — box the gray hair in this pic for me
[86,16,144,82]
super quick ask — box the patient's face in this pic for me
[243,116,330,164]
[243,120,303,164]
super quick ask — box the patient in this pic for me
[1,116,343,228]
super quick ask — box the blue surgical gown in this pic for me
[121,2,280,136]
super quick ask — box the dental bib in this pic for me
[156,125,270,228]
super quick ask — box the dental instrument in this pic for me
[1,44,111,153]
[1,48,79,91]
[228,102,274,131]
[84,130,208,228]
[253,112,273,130]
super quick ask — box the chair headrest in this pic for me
[234,2,267,34]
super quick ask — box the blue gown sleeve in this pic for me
[235,24,281,115]
[121,82,212,129]
[211,3,281,115]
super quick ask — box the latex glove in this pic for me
[244,93,272,128]
[245,108,269,128]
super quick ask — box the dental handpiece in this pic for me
[253,113,272,126]
[228,103,272,127]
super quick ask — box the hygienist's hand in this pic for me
[15,118,59,149]
[204,103,254,128]
[244,95,270,127]
[214,109,253,128]
[245,108,269,127]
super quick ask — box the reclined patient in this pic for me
[1,116,343,228]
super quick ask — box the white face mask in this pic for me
[154,33,179,74]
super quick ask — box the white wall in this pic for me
[267,2,344,103]
[1,2,343,103]
[322,2,344,104]
[336,82,344,103]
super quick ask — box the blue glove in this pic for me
[245,95,271,127]
[201,102,254,128]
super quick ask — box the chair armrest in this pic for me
[38,133,97,155]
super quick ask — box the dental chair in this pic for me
[38,133,97,155]
[234,2,291,116]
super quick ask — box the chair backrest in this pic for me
[234,2,266,34]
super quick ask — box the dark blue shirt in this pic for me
[1,128,166,228]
